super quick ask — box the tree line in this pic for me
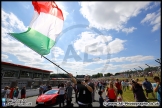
[50,66,160,78]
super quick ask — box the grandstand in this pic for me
[1,61,52,89]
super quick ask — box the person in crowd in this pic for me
[58,83,65,107]
[91,82,95,102]
[48,84,52,91]
[136,78,140,83]
[105,81,117,102]
[98,82,102,91]
[64,83,67,89]
[75,80,81,103]
[115,79,123,99]
[125,79,129,90]
[153,76,161,107]
[73,83,77,103]
[98,90,104,107]
[7,86,11,98]
[43,84,48,93]
[1,86,10,104]
[13,87,19,100]
[143,78,156,99]
[9,86,15,99]
[58,83,61,88]
[21,86,26,99]
[95,82,98,92]
[121,80,126,92]
[39,84,44,96]
[65,81,73,107]
[68,73,94,107]
[130,79,147,102]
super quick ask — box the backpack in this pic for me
[1,90,7,98]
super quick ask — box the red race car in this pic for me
[36,89,59,105]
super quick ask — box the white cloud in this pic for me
[114,63,148,72]
[110,55,154,62]
[109,38,126,54]
[2,38,45,63]
[51,47,65,58]
[73,32,126,56]
[141,9,161,32]
[77,51,80,55]
[2,54,9,59]
[24,62,55,72]
[51,54,155,75]
[79,2,150,32]
[2,54,12,63]
[122,27,137,34]
[2,9,28,32]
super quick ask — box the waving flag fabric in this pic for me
[8,1,64,55]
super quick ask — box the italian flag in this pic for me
[8,1,64,55]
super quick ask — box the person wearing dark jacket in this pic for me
[66,81,73,107]
[69,73,94,107]
[75,80,81,103]
[21,86,26,99]
[98,90,104,107]
[130,80,147,102]
[48,85,52,91]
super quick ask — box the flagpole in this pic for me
[38,52,80,82]
[42,55,69,74]
[42,55,78,81]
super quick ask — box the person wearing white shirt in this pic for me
[1,86,10,104]
[121,80,126,92]
[58,83,65,107]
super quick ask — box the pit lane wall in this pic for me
[17,89,39,98]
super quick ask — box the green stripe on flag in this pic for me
[8,27,55,55]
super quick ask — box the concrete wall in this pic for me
[17,89,39,98]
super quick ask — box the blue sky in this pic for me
[2,1,161,76]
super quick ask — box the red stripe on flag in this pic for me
[32,1,64,20]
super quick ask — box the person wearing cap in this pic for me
[68,73,94,107]
[143,78,155,99]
